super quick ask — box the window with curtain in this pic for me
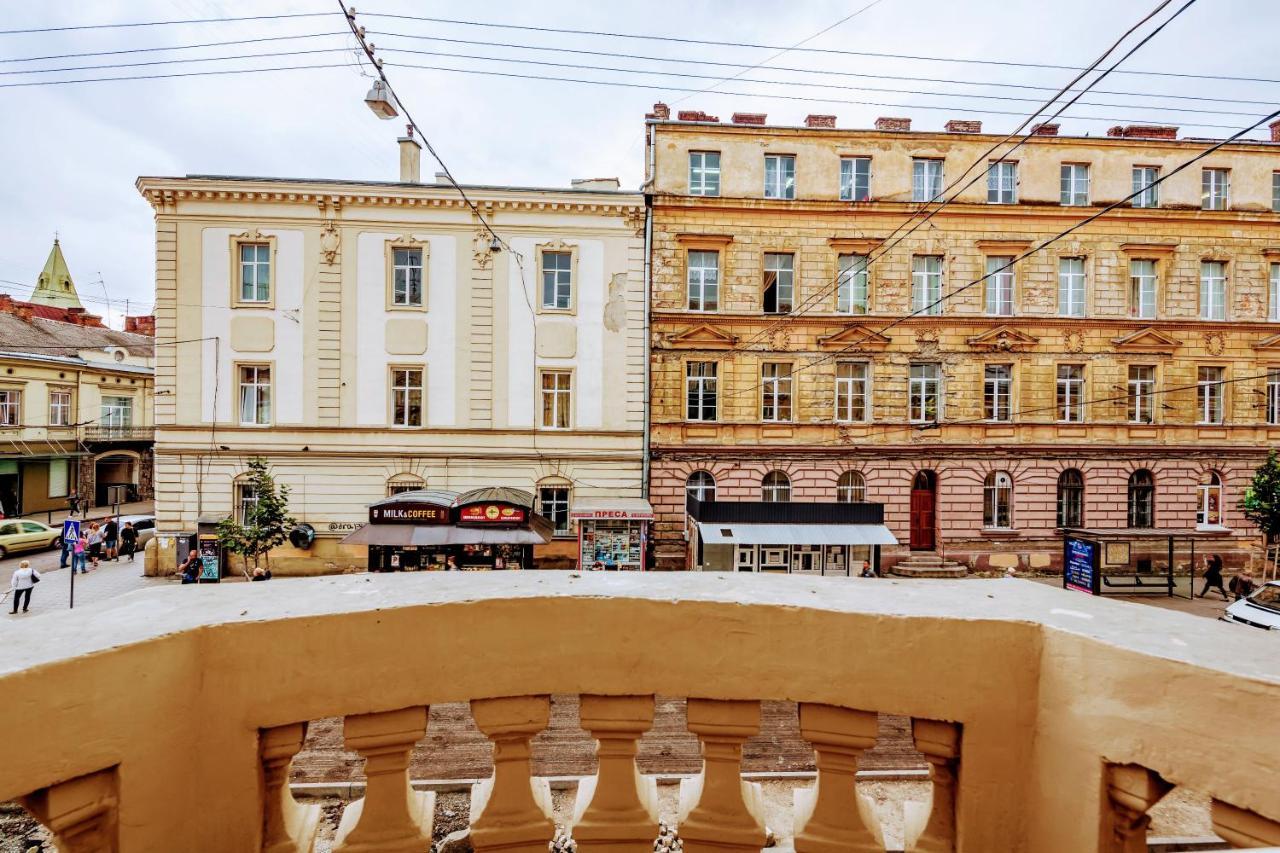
[1197,471,1223,527]
[685,471,716,506]
[1128,470,1155,529]
[836,471,866,503]
[761,471,791,502]
[1057,469,1084,528]
[983,472,1012,529]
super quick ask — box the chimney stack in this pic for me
[875,117,911,132]
[1106,125,1178,140]
[944,120,982,134]
[646,102,671,120]
[398,124,422,183]
[804,114,837,128]
[731,112,767,125]
[124,315,156,337]
[1270,119,1280,143]
[1030,123,1060,136]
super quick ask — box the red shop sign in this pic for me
[458,503,526,524]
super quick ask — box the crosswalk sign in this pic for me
[62,518,80,544]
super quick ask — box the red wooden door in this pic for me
[910,488,936,551]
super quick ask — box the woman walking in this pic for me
[87,521,103,569]
[119,521,138,562]
[9,560,40,615]
[1198,554,1229,600]
[74,532,89,574]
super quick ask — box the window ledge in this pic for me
[982,528,1020,537]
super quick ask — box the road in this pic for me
[1,543,168,618]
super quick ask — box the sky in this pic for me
[0,0,1276,328]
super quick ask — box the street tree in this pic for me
[216,457,296,576]
[1241,448,1280,577]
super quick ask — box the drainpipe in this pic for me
[641,121,655,502]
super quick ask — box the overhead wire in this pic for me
[0,12,334,35]
[0,30,347,63]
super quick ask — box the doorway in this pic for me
[910,470,937,551]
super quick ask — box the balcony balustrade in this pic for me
[1,573,1278,851]
[82,425,154,442]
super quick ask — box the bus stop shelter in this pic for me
[1062,527,1234,598]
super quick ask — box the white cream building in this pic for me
[137,143,646,572]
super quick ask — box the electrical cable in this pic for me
[0,31,347,64]
[0,62,352,89]
[0,12,334,36]
[0,46,353,77]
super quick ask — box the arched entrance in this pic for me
[910,470,937,551]
[94,451,139,506]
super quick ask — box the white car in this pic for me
[1221,580,1280,632]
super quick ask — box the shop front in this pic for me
[570,497,654,570]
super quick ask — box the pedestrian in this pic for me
[59,530,73,569]
[179,550,202,584]
[445,555,459,571]
[251,567,272,582]
[66,490,79,517]
[8,559,40,614]
[87,522,102,569]
[1198,554,1229,600]
[73,534,88,574]
[1229,569,1256,602]
[103,517,119,562]
[119,521,137,562]
[860,559,877,578]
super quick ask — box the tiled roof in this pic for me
[0,312,153,358]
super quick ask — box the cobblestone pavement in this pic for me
[1,550,169,619]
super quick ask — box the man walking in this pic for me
[120,521,138,562]
[1198,554,1229,600]
[103,516,119,562]
[9,560,40,614]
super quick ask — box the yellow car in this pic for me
[0,519,60,558]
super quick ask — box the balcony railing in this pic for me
[1,574,1278,851]
[82,425,154,442]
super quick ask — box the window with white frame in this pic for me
[687,250,719,312]
[1200,260,1226,320]
[835,361,869,422]
[1128,470,1155,529]
[391,247,423,307]
[238,365,271,425]
[390,367,423,427]
[837,470,866,503]
[101,395,134,429]
[685,361,718,422]
[912,158,943,202]
[840,157,871,201]
[1056,365,1084,423]
[685,471,716,506]
[1132,166,1160,208]
[1273,172,1280,213]
[540,250,573,310]
[689,151,721,196]
[985,257,1013,315]
[48,390,71,427]
[1058,257,1086,317]
[762,253,794,314]
[1197,471,1223,527]
[1201,168,1230,210]
[540,371,572,429]
[911,255,943,315]
[760,362,792,422]
[1060,164,1090,206]
[1057,469,1084,528]
[0,389,19,427]
[1129,259,1157,319]
[1268,368,1280,425]
[539,486,571,535]
[987,161,1017,204]
[837,254,869,314]
[764,154,795,199]
[761,471,791,502]
[908,363,940,423]
[238,242,271,303]
[386,475,425,496]
[983,364,1012,422]
[1128,365,1155,424]
[983,471,1013,529]
[1270,263,1280,321]
[1197,366,1224,424]
[236,480,258,525]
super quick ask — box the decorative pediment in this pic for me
[1120,242,1177,256]
[975,239,1032,254]
[1253,332,1280,351]
[828,237,883,254]
[675,233,733,248]
[965,325,1040,351]
[1111,327,1182,353]
[668,324,738,350]
[818,325,891,351]
[1262,247,1280,261]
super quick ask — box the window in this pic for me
[761,471,791,502]
[0,390,18,427]
[764,154,795,199]
[1201,168,1229,210]
[912,158,943,202]
[983,471,1012,529]
[238,366,271,426]
[987,161,1017,204]
[835,362,869,422]
[983,364,1012,422]
[236,480,258,525]
[1200,261,1226,320]
[687,251,719,312]
[539,486,571,535]
[1128,366,1155,424]
[386,475,424,496]
[391,247,424,307]
[909,363,941,423]
[1129,259,1157,319]
[689,151,720,196]
[1271,264,1280,321]
[47,458,69,499]
[985,257,1013,315]
[1058,257,1086,317]
[760,363,793,422]
[1128,470,1155,529]
[1197,471,1223,527]
[837,471,866,503]
[49,390,71,427]
[1056,365,1085,423]
[837,254,869,314]
[101,395,134,429]
[390,367,423,427]
[685,362,718,422]
[840,157,871,201]
[1132,166,1160,208]
[540,250,573,310]
[1269,368,1280,425]
[1197,366,1224,424]
[1057,469,1084,528]
[1060,164,1090,206]
[911,255,943,315]
[540,371,572,429]
[762,253,794,314]
[685,471,716,506]
[1273,172,1280,213]
[238,242,271,303]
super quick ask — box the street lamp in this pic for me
[364,80,399,119]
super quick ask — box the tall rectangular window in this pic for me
[689,151,721,196]
[238,366,271,426]
[687,250,719,312]
[101,395,133,429]
[764,154,796,199]
[1270,264,1280,321]
[1058,257,1086,317]
[987,161,1017,204]
[837,254,869,314]
[908,363,940,423]
[835,362,869,422]
[911,255,943,315]
[391,247,423,306]
[685,361,718,422]
[983,364,1012,422]
[760,363,793,422]
[1129,259,1157,319]
[1132,166,1160,208]
[985,257,1013,315]
[762,253,794,314]
[390,367,423,427]
[1128,365,1155,424]
[1056,365,1084,423]
[1201,168,1230,210]
[47,458,69,499]
[239,242,271,303]
[839,157,871,201]
[540,250,573,310]
[912,158,944,202]
[1273,171,1280,213]
[1200,260,1226,320]
[540,371,572,429]
[236,482,258,525]
[48,390,71,427]
[1268,368,1280,425]
[539,486,571,535]
[1197,366,1224,424]
[1060,164,1090,206]
[0,389,20,427]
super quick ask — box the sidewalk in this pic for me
[1027,575,1235,621]
[16,499,155,528]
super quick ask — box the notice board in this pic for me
[1063,536,1100,595]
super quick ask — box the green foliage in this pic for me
[216,457,296,572]
[1241,448,1280,541]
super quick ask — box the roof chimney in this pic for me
[1269,119,1280,143]
[646,102,671,120]
[676,110,719,123]
[1030,123,1060,136]
[944,119,982,134]
[434,172,450,185]
[398,124,422,183]
[1106,125,1178,140]
[804,114,837,128]
[124,315,156,337]
[875,117,911,132]
[731,112,766,125]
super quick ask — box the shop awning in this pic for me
[342,515,554,547]
[697,522,898,547]
[570,497,655,521]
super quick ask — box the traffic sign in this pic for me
[62,518,80,544]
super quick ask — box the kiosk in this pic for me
[570,497,654,570]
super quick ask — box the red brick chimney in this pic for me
[944,120,982,134]
[13,303,33,322]
[875,117,911,132]
[646,102,671,120]
[676,110,719,123]
[1031,123,1060,136]
[0,293,13,315]
[63,307,104,328]
[731,112,766,125]
[1270,119,1280,143]
[1107,125,1178,140]
[804,114,837,128]
[124,315,156,336]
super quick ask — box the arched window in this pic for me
[233,475,257,526]
[1197,470,1223,527]
[1128,469,1155,529]
[1056,469,1084,529]
[837,471,866,503]
[983,471,1013,529]
[761,471,791,503]
[685,471,717,507]
[386,473,425,496]
[537,477,572,536]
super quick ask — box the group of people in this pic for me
[1197,554,1257,601]
[59,518,139,574]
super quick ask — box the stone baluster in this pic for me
[1101,763,1172,853]
[20,767,119,853]
[469,695,556,852]
[906,718,961,853]
[572,694,660,850]
[1211,799,1280,848]
[260,722,322,853]
[678,698,768,853]
[793,703,884,853]
[332,706,434,853]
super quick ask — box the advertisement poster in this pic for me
[1064,537,1099,595]
[198,535,221,582]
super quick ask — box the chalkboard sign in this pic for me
[198,535,221,583]
[1064,536,1100,595]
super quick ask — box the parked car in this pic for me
[116,515,157,549]
[0,519,60,558]
[1220,580,1280,632]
